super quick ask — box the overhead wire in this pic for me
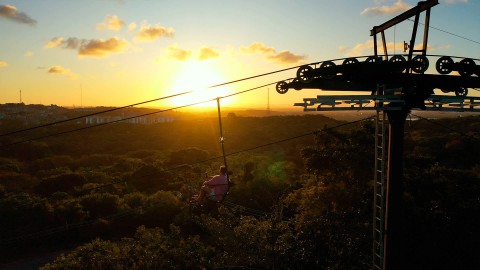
[409,113,479,142]
[0,63,297,139]
[3,114,376,243]
[6,112,477,245]
[4,7,480,249]
[3,114,375,217]
[0,80,283,149]
[407,18,480,46]
[0,98,214,148]
[0,91,192,137]
[0,71,284,139]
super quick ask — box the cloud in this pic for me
[45,37,77,49]
[134,22,174,43]
[340,40,375,56]
[128,22,137,32]
[45,37,64,48]
[47,65,79,79]
[45,37,129,57]
[78,38,129,57]
[24,51,34,57]
[167,44,192,61]
[267,50,306,64]
[0,61,8,68]
[340,40,435,56]
[0,4,36,26]
[361,0,411,16]
[198,47,219,60]
[241,42,276,54]
[241,42,306,65]
[96,15,125,31]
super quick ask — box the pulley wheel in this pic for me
[412,55,429,73]
[342,57,359,65]
[320,61,336,79]
[292,78,302,90]
[389,55,406,72]
[435,56,454,74]
[276,81,288,94]
[365,56,382,63]
[455,87,468,97]
[459,58,475,77]
[296,65,314,83]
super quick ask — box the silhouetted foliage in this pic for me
[35,173,86,197]
[41,225,214,270]
[0,114,479,269]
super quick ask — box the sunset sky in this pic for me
[0,0,479,110]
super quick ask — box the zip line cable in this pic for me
[208,66,302,88]
[3,116,375,242]
[73,115,377,194]
[6,115,375,211]
[208,55,378,89]
[8,112,477,243]
[407,18,480,46]
[0,81,281,149]
[410,113,480,142]
[1,62,293,138]
[0,98,215,148]
[0,91,192,137]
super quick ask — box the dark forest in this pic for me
[0,113,479,269]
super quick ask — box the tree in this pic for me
[35,173,86,196]
[40,225,214,270]
[79,193,121,219]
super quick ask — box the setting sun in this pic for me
[168,60,233,108]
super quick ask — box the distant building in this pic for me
[85,114,176,125]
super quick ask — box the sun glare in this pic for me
[168,60,233,108]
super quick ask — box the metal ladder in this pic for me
[373,89,388,270]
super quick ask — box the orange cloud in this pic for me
[46,37,129,57]
[0,4,36,26]
[45,37,64,48]
[241,42,276,54]
[341,40,375,56]
[361,0,411,16]
[267,50,306,64]
[47,65,78,79]
[198,47,219,60]
[340,40,434,57]
[79,38,129,57]
[241,42,306,65]
[134,22,174,43]
[128,22,137,32]
[96,15,125,31]
[0,61,8,68]
[167,44,192,61]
